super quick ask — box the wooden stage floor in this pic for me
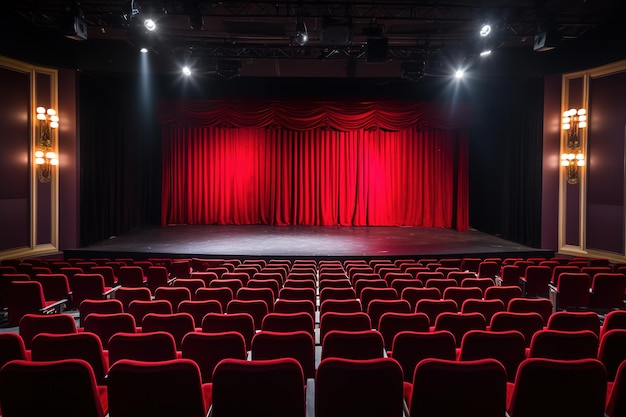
[66,225,552,261]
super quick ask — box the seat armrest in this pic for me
[103,285,121,298]
[305,378,315,417]
[41,298,68,314]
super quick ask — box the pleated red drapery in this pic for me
[158,100,471,230]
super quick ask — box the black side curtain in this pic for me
[469,77,544,248]
[79,72,161,247]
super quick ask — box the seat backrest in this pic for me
[236,287,275,312]
[154,286,192,311]
[321,330,384,360]
[261,312,315,338]
[498,265,521,286]
[30,332,107,383]
[319,299,362,316]
[316,357,404,417]
[108,358,208,417]
[442,286,483,308]
[209,278,243,294]
[409,358,507,417]
[115,287,152,311]
[590,273,626,310]
[195,287,233,311]
[201,312,255,351]
[141,312,196,349]
[354,279,387,298]
[607,359,626,417]
[0,333,28,369]
[90,266,117,287]
[33,273,71,301]
[275,298,317,318]
[18,313,77,349]
[319,287,357,302]
[211,358,305,417]
[507,297,553,325]
[278,287,316,304]
[547,311,600,335]
[108,331,178,365]
[434,312,487,347]
[366,299,411,329]
[181,331,247,383]
[128,299,173,324]
[378,312,430,351]
[601,310,626,338]
[145,266,169,294]
[79,299,123,326]
[320,312,372,341]
[400,287,441,310]
[459,329,526,382]
[556,272,591,309]
[529,329,599,360]
[226,299,269,330]
[83,312,137,349]
[484,286,523,307]
[509,358,607,417]
[0,358,106,417]
[173,279,206,300]
[360,287,398,312]
[489,312,544,347]
[415,299,458,326]
[178,300,222,327]
[5,281,48,325]
[118,266,146,288]
[461,298,505,324]
[598,329,626,382]
[251,330,315,378]
[247,278,280,297]
[523,266,552,297]
[460,277,495,292]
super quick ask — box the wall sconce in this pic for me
[561,108,586,185]
[35,107,59,183]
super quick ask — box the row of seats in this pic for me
[5,310,626,384]
[1,343,626,417]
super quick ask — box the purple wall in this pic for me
[586,71,626,254]
[541,74,561,250]
[58,68,79,251]
[0,62,79,255]
[0,66,31,251]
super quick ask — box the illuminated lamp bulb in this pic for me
[47,109,56,116]
[568,153,576,160]
[45,152,56,160]
[50,158,59,166]
[35,151,44,158]
[577,109,586,115]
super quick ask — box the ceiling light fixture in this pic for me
[295,20,308,46]
[182,66,191,76]
[144,18,156,31]
[480,24,491,37]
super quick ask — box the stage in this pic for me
[65,225,552,261]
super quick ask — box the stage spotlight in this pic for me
[295,20,308,46]
[144,18,156,31]
[479,24,491,37]
[455,69,465,79]
[182,66,192,76]
[480,49,492,57]
[140,47,148,53]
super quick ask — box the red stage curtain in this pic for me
[159,100,470,230]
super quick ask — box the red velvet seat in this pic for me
[378,312,430,351]
[507,297,553,325]
[79,299,124,327]
[108,331,177,365]
[5,281,68,325]
[30,332,108,384]
[407,358,507,417]
[507,358,606,417]
[195,287,233,311]
[211,358,305,417]
[141,312,196,350]
[366,298,411,329]
[83,312,136,349]
[201,312,255,351]
[261,312,315,338]
[108,358,211,417]
[321,330,384,360]
[319,312,372,341]
[528,329,599,360]
[316,357,404,417]
[251,330,315,378]
[0,359,108,417]
[181,331,247,383]
[489,311,544,347]
[415,299,458,326]
[154,286,192,311]
[18,313,77,349]
[459,329,526,382]
[434,312,487,347]
[547,310,601,335]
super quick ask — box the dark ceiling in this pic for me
[3,0,625,79]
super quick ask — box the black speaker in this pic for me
[366,38,388,63]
